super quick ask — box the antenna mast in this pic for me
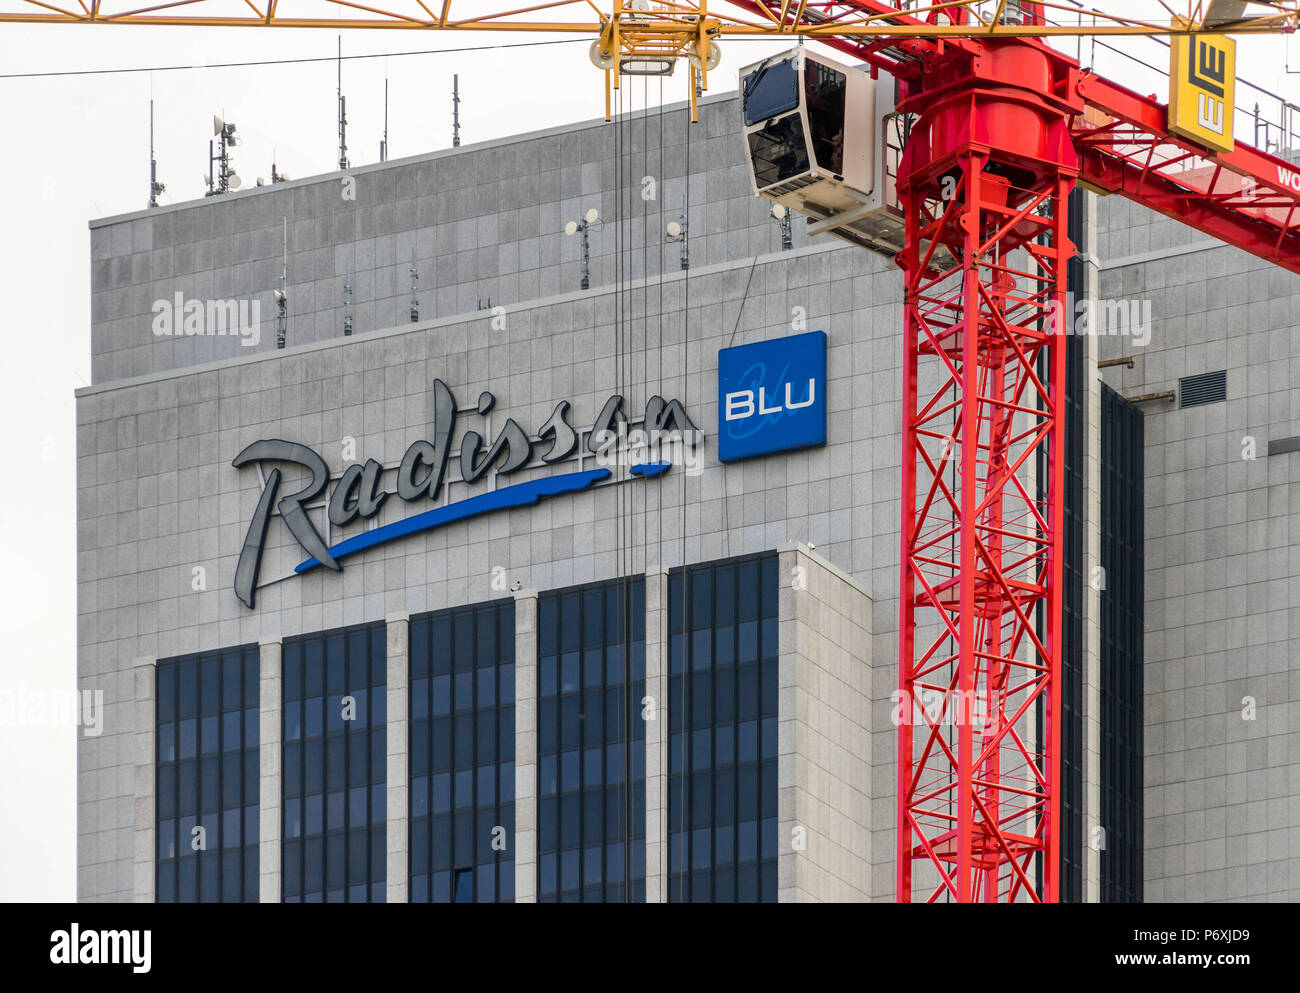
[276,216,288,349]
[337,37,349,170]
[206,116,238,196]
[452,74,460,148]
[343,266,354,336]
[409,248,419,322]
[148,100,165,208]
[381,76,389,163]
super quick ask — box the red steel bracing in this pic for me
[895,156,1071,905]
[893,43,1075,902]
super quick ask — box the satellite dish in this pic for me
[256,178,266,187]
[564,220,579,236]
[584,208,599,224]
[666,221,682,238]
[229,174,242,190]
[213,115,224,136]
[771,203,787,219]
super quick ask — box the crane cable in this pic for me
[614,74,627,903]
[676,75,692,906]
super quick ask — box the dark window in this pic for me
[747,116,811,189]
[1101,383,1144,902]
[156,645,259,902]
[667,553,779,902]
[282,622,386,902]
[742,56,798,126]
[804,60,847,175]
[408,599,516,903]
[537,578,646,902]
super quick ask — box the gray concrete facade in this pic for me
[1097,197,1300,902]
[511,590,539,903]
[777,545,873,901]
[257,639,282,902]
[87,95,814,384]
[383,615,410,903]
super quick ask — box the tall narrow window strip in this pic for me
[281,622,387,903]
[408,599,517,903]
[155,644,260,903]
[536,578,647,902]
[668,554,779,903]
[1100,384,1145,903]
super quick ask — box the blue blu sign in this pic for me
[718,330,827,463]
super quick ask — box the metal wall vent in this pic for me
[1179,370,1227,408]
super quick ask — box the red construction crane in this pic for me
[8,0,1300,902]
[727,0,1300,904]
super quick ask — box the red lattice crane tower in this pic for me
[7,0,1300,901]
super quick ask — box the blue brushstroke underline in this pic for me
[295,461,672,574]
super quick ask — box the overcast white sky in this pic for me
[0,4,1294,902]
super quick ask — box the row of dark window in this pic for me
[536,578,647,902]
[156,553,781,903]
[155,645,260,903]
[281,623,388,903]
[408,601,517,903]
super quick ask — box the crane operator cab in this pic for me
[740,47,908,262]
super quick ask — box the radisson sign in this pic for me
[232,379,700,608]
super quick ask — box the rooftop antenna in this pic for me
[343,266,354,336]
[409,248,420,322]
[275,216,288,348]
[258,154,289,187]
[380,75,389,162]
[148,100,166,208]
[337,36,349,170]
[206,115,239,196]
[452,74,461,148]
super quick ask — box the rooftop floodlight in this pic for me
[771,202,792,251]
[666,211,689,270]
